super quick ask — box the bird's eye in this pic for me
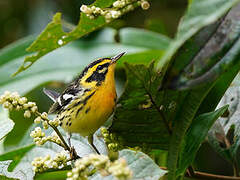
[96,65,103,71]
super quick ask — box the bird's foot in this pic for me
[70,146,80,160]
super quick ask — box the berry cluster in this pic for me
[67,154,132,180]
[0,91,38,118]
[0,91,63,147]
[80,0,150,23]
[30,128,63,146]
[101,127,120,152]
[32,151,69,173]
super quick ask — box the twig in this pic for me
[160,167,240,180]
[35,111,80,160]
[192,171,240,180]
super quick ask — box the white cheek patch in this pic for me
[63,94,74,100]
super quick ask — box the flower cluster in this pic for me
[30,127,63,146]
[67,154,132,180]
[101,127,120,152]
[0,91,38,118]
[32,151,69,173]
[0,91,64,148]
[80,0,150,23]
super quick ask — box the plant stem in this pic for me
[187,166,195,177]
[147,92,172,135]
[160,167,240,180]
[35,111,80,159]
[190,171,240,180]
[233,161,239,177]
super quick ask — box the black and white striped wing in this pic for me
[44,85,86,114]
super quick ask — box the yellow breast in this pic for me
[60,65,116,136]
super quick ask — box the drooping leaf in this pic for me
[178,105,228,175]
[13,0,152,76]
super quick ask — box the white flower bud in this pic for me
[34,117,42,124]
[141,0,150,10]
[3,102,10,108]
[24,110,31,118]
[80,5,88,13]
[19,97,27,104]
[4,91,11,96]
[41,112,48,119]
[28,102,36,107]
[31,106,38,113]
[110,10,121,18]
[113,1,121,8]
[94,7,101,14]
[42,121,49,129]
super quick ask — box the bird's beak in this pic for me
[111,52,125,64]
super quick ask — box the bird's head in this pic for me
[78,52,125,88]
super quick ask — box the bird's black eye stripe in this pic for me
[96,63,110,71]
[97,65,103,70]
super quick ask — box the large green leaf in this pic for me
[119,27,170,50]
[178,106,228,176]
[0,108,14,142]
[162,2,240,179]
[13,0,154,76]
[0,28,169,95]
[156,0,240,70]
[110,62,171,150]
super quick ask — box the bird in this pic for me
[43,52,125,155]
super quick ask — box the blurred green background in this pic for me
[0,0,187,48]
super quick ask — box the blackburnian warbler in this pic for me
[44,52,125,154]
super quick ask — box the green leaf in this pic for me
[0,144,34,171]
[207,84,240,168]
[178,105,228,175]
[91,149,167,180]
[119,27,171,50]
[0,28,168,95]
[13,0,147,76]
[35,169,68,180]
[110,62,171,150]
[156,0,240,70]
[0,108,14,142]
[0,36,34,67]
[0,160,29,180]
[162,2,240,179]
